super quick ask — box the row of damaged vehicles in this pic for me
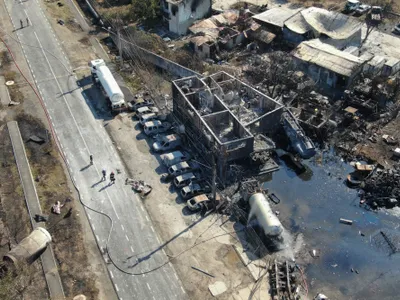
[132,101,218,212]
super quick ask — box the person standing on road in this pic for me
[110,171,115,185]
[102,169,106,181]
[89,154,93,165]
[20,19,23,29]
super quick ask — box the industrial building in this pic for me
[172,72,284,180]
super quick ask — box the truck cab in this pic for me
[369,6,383,23]
[345,0,360,13]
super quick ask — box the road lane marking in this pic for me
[121,224,125,231]
[95,235,100,242]
[151,226,155,233]
[146,283,151,291]
[174,272,178,280]
[130,246,134,253]
[32,32,121,220]
[125,235,129,242]
[110,271,114,278]
[145,215,149,222]
[140,206,144,212]
[115,284,119,292]
[181,286,185,293]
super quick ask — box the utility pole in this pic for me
[212,154,217,207]
[118,28,122,62]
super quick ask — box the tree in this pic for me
[130,0,160,21]
[245,51,311,99]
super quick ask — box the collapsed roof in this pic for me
[189,10,241,46]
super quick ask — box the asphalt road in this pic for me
[3,1,187,299]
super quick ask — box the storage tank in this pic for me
[248,193,283,237]
[4,227,52,264]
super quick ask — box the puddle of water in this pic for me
[262,149,400,299]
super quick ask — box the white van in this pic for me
[143,120,171,136]
[140,113,158,126]
[160,151,191,167]
[152,134,182,152]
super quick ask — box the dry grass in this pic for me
[1,71,24,104]
[0,125,49,300]
[14,114,99,299]
[98,5,133,23]
[44,0,83,33]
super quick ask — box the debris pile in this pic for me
[363,167,400,209]
[52,201,64,215]
[268,260,300,300]
[125,178,152,196]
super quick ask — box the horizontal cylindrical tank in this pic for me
[4,227,52,264]
[248,193,283,237]
[97,65,125,107]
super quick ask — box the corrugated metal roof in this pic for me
[284,11,311,34]
[189,10,240,46]
[301,7,362,40]
[293,39,365,77]
[252,7,303,28]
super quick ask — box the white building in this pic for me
[161,0,212,35]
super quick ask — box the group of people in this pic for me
[90,155,116,185]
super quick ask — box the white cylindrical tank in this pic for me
[97,65,125,107]
[248,193,283,237]
[4,227,52,264]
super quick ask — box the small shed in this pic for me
[382,58,400,77]
[293,39,366,88]
[364,55,387,75]
[252,7,303,34]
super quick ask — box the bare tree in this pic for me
[245,51,314,99]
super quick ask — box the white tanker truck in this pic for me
[89,59,126,111]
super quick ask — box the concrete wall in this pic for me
[219,31,245,50]
[191,41,213,59]
[111,33,201,78]
[168,0,212,35]
[283,27,306,46]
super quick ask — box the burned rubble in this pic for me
[362,166,400,209]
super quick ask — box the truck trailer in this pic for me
[89,59,126,110]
